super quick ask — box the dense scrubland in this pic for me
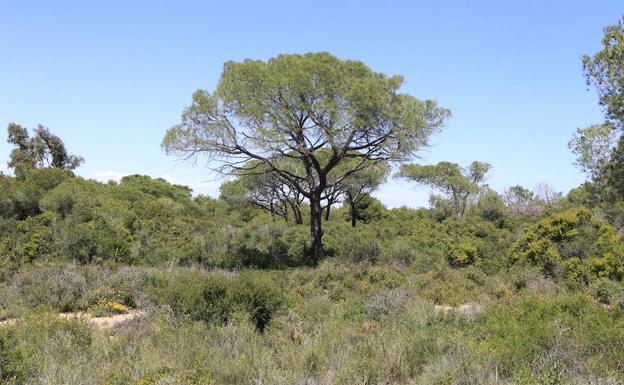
[2,15,624,385]
[3,168,624,385]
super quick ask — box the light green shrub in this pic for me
[510,208,624,282]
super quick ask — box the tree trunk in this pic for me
[294,206,303,225]
[347,191,357,227]
[310,194,323,263]
[459,192,468,217]
[289,201,303,225]
[283,201,289,222]
[325,202,332,221]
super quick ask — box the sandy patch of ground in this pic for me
[434,303,485,316]
[0,310,147,329]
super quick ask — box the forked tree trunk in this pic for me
[294,206,303,225]
[289,200,303,225]
[310,194,323,264]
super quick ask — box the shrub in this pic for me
[326,225,382,263]
[102,266,152,308]
[443,216,512,273]
[384,240,417,266]
[474,297,559,377]
[233,222,291,267]
[146,270,284,332]
[8,265,87,313]
[511,364,570,385]
[230,272,284,332]
[507,265,557,295]
[471,189,507,222]
[0,327,27,384]
[448,240,479,267]
[591,278,624,305]
[81,285,131,309]
[365,288,408,320]
[89,300,130,317]
[13,311,93,376]
[281,225,311,266]
[219,221,311,268]
[145,271,231,324]
[200,275,231,324]
[510,208,624,281]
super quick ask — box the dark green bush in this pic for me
[325,224,382,263]
[145,270,284,332]
[229,272,284,332]
[145,271,230,324]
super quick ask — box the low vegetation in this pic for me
[1,169,624,384]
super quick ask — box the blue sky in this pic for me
[0,1,622,207]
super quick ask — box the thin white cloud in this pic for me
[160,174,185,186]
[161,174,221,197]
[373,182,431,209]
[89,170,129,183]
[0,163,13,176]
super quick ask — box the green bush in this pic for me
[211,220,312,268]
[511,364,570,385]
[591,278,624,305]
[233,222,291,267]
[510,208,624,282]
[384,240,418,265]
[0,327,27,384]
[326,225,382,263]
[448,240,479,267]
[146,270,284,332]
[229,272,284,332]
[145,271,230,324]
